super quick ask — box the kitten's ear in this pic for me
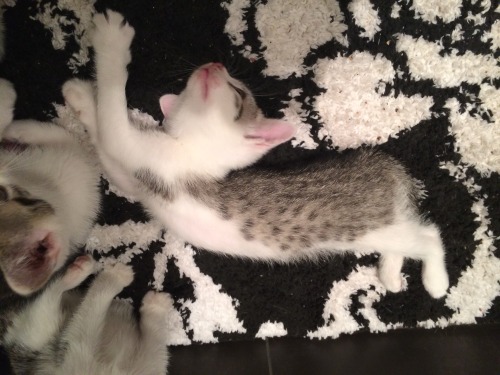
[159,94,178,118]
[245,119,296,149]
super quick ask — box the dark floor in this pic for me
[169,324,500,375]
[1,324,499,374]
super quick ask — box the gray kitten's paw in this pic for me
[62,79,94,113]
[0,79,16,130]
[103,262,135,287]
[0,79,16,108]
[141,291,173,314]
[62,79,97,141]
[62,255,96,290]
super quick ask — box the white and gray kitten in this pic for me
[68,10,449,298]
[0,255,171,375]
[0,79,100,295]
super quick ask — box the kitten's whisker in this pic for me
[177,56,199,69]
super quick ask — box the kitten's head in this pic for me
[159,63,296,172]
[0,183,65,295]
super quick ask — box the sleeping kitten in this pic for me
[69,10,449,298]
[1,255,171,375]
[0,78,100,295]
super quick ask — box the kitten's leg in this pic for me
[61,263,134,351]
[4,255,95,351]
[92,12,170,170]
[419,224,449,299]
[92,11,176,197]
[62,79,97,143]
[0,78,16,133]
[3,120,73,145]
[363,221,449,298]
[63,78,160,146]
[131,291,171,375]
[378,254,405,293]
[92,11,136,158]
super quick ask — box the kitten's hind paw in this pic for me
[422,267,449,299]
[92,10,135,63]
[379,272,404,294]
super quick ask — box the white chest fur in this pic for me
[144,194,279,259]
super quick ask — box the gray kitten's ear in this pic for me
[159,94,178,118]
[244,119,296,149]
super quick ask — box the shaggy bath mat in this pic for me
[0,0,499,345]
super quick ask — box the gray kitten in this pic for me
[67,10,449,298]
[0,79,100,295]
[1,255,171,375]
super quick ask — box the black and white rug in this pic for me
[1,0,499,345]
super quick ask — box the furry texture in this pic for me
[0,79,100,295]
[1,255,170,375]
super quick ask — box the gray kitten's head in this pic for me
[0,184,62,295]
[158,63,296,172]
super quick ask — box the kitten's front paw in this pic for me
[62,79,94,113]
[103,262,135,287]
[3,122,36,144]
[0,79,16,129]
[92,10,135,63]
[62,255,96,290]
[0,79,16,109]
[141,291,173,314]
[62,79,97,140]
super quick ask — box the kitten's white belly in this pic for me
[146,196,279,259]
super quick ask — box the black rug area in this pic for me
[0,0,499,344]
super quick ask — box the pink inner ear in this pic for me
[159,94,178,118]
[245,120,296,147]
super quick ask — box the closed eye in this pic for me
[13,197,45,207]
[235,100,243,121]
[228,82,247,100]
[228,83,246,120]
[0,186,7,202]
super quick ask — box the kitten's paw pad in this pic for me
[104,262,134,287]
[0,79,16,109]
[141,291,173,314]
[62,255,95,289]
[62,79,94,112]
[92,10,135,59]
[423,272,449,299]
